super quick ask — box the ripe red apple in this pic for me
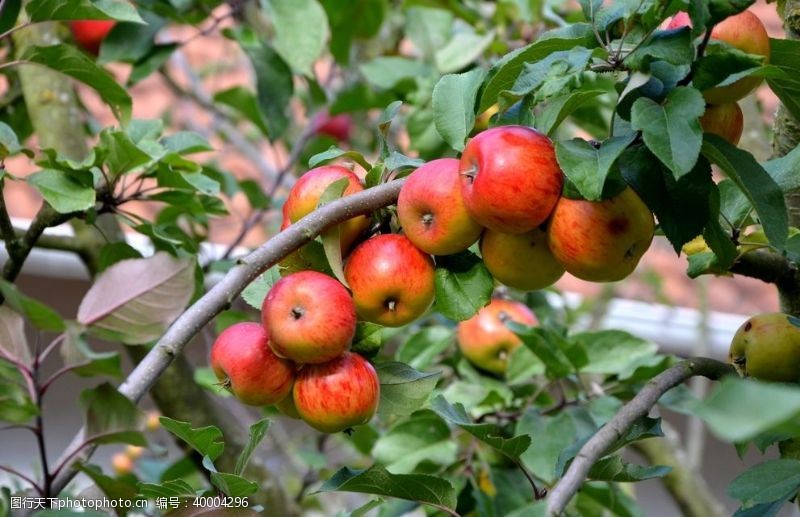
[283,165,369,254]
[700,102,744,145]
[729,313,800,382]
[69,20,116,56]
[312,112,353,142]
[459,126,563,234]
[397,158,483,255]
[548,188,655,282]
[261,270,356,364]
[480,227,565,291]
[344,234,435,327]
[210,322,295,406]
[665,11,691,30]
[457,299,537,374]
[293,352,380,433]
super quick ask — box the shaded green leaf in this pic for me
[433,250,493,321]
[432,67,486,151]
[160,416,224,461]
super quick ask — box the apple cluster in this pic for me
[668,10,771,146]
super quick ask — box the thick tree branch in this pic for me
[1,205,72,283]
[546,357,734,516]
[49,177,406,494]
[730,250,799,291]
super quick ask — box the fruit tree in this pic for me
[1,0,800,516]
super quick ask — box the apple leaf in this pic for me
[536,88,606,137]
[202,456,258,497]
[728,459,800,509]
[352,322,383,358]
[372,410,457,474]
[375,361,441,418]
[0,0,21,36]
[160,416,224,461]
[431,395,532,459]
[0,122,27,160]
[26,0,144,23]
[317,177,351,287]
[574,330,658,376]
[240,266,281,309]
[309,146,372,171]
[81,383,145,446]
[60,323,122,379]
[137,479,197,500]
[213,86,270,136]
[21,44,132,124]
[508,323,577,379]
[433,250,493,322]
[395,326,452,370]
[77,252,195,344]
[517,408,594,483]
[317,465,457,512]
[630,86,705,179]
[692,44,764,91]
[431,67,486,151]
[554,133,636,201]
[0,362,38,424]
[0,306,31,366]
[263,0,329,77]
[76,464,141,513]
[0,280,65,332]
[234,418,271,476]
[765,39,800,121]
[587,455,671,482]
[701,134,788,251]
[27,169,95,213]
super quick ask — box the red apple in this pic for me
[700,102,744,145]
[344,234,435,327]
[397,158,483,255]
[665,11,691,30]
[548,188,655,282]
[69,20,116,56]
[283,165,370,254]
[457,298,537,374]
[460,126,563,234]
[261,270,356,364]
[111,452,134,475]
[293,352,380,433]
[312,112,353,142]
[480,227,565,291]
[210,322,295,406]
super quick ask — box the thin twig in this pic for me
[546,357,734,515]
[0,465,43,495]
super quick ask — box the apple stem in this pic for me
[460,165,478,182]
[421,213,434,226]
[291,307,305,320]
[386,299,397,312]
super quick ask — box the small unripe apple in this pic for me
[311,112,353,142]
[111,452,134,475]
[460,126,564,234]
[548,188,654,282]
[210,322,295,406]
[457,299,537,375]
[294,352,380,433]
[70,20,116,56]
[480,227,565,291]
[125,445,144,460]
[397,158,483,255]
[344,234,435,327]
[729,313,800,382]
[283,165,370,255]
[700,102,744,145]
[261,271,356,364]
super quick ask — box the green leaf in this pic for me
[317,177,350,285]
[395,326,452,370]
[352,322,383,358]
[431,67,486,151]
[99,10,165,64]
[433,250,493,321]
[372,410,457,473]
[0,362,38,424]
[213,86,270,136]
[691,377,800,443]
[728,459,800,508]
[375,361,441,418]
[160,416,224,461]
[500,48,593,108]
[436,31,494,74]
[81,383,145,446]
[555,134,635,201]
[576,482,643,517]
[161,132,212,154]
[97,242,143,272]
[701,134,788,250]
[264,0,329,76]
[26,0,144,23]
[76,464,140,514]
[588,455,671,482]
[202,456,259,497]
[702,184,738,271]
[127,44,176,85]
[241,266,281,309]
[234,418,270,476]
[630,86,704,178]
[509,324,575,379]
[536,89,606,137]
[0,280,64,332]
[322,0,386,65]
[574,330,658,375]
[626,28,694,69]
[100,129,152,176]
[137,479,197,499]
[0,306,31,365]
[21,44,132,124]
[0,0,21,36]
[479,37,588,113]
[359,57,433,89]
[693,44,764,91]
[28,169,95,213]
[308,146,372,171]
[766,39,800,120]
[317,465,457,512]
[0,122,24,159]
[431,395,531,459]
[61,323,122,378]
[77,253,195,344]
